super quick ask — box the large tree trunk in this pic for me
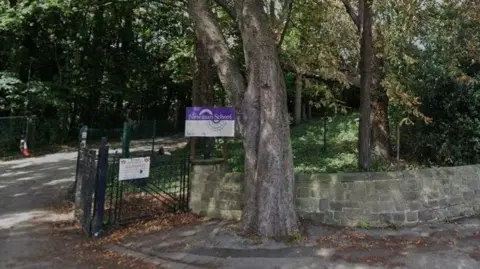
[294,73,302,125]
[192,36,216,158]
[237,0,298,237]
[189,0,298,236]
[358,0,373,170]
[192,38,216,107]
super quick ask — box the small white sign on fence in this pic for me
[118,157,150,181]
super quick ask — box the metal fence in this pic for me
[103,152,190,226]
[0,116,29,158]
[73,121,190,237]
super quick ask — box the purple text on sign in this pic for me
[186,107,236,123]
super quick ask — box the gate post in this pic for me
[92,137,109,238]
[122,122,131,158]
[70,125,88,200]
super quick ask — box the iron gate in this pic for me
[104,154,190,226]
[73,122,191,237]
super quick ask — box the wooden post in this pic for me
[222,138,228,161]
[190,137,196,160]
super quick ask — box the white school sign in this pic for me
[184,107,236,137]
[118,157,151,181]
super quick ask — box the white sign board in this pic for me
[185,107,236,137]
[119,157,150,181]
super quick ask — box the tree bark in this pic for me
[358,0,373,170]
[189,0,299,236]
[236,0,298,236]
[371,83,390,158]
[371,29,391,159]
[192,36,216,158]
[294,73,302,125]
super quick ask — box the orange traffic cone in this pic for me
[20,138,31,157]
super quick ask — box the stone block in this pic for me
[364,201,384,213]
[379,213,393,223]
[408,201,423,211]
[370,171,401,181]
[334,189,346,200]
[311,173,335,183]
[342,201,361,209]
[422,199,439,209]
[425,191,440,199]
[401,179,422,192]
[219,210,242,220]
[296,187,311,198]
[295,173,311,182]
[365,213,380,223]
[374,180,392,192]
[383,201,396,212]
[319,199,330,212]
[448,196,464,205]
[418,210,435,221]
[395,203,407,211]
[343,208,363,220]
[328,202,340,211]
[297,198,319,213]
[301,213,325,225]
[406,212,418,222]
[403,191,421,201]
[378,193,392,201]
[218,198,243,210]
[439,198,448,207]
[334,211,347,223]
[338,172,365,182]
[463,191,475,200]
[392,212,406,223]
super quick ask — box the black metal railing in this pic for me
[104,154,190,226]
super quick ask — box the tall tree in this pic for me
[339,0,391,163]
[189,0,299,236]
[358,0,373,169]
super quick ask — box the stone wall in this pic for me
[190,164,480,227]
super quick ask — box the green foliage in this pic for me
[0,0,193,136]
[403,78,480,166]
[183,113,393,173]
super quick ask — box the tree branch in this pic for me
[340,0,361,30]
[276,0,293,48]
[213,0,237,20]
[280,58,360,88]
[188,0,245,107]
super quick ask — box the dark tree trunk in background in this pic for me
[371,29,391,159]
[294,73,302,125]
[340,0,391,166]
[371,85,390,158]
[85,3,105,126]
[189,0,299,236]
[358,0,373,170]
